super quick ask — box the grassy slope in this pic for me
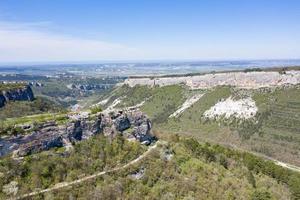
[0,97,65,120]
[1,84,299,199]
[158,86,231,135]
[118,85,154,108]
[32,81,72,98]
[102,85,187,123]
[140,85,186,123]
[110,84,300,167]
[100,85,153,109]
[250,86,300,165]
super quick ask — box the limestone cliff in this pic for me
[0,85,34,108]
[0,110,156,157]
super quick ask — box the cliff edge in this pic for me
[0,84,34,108]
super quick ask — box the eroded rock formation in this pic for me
[0,111,156,157]
[0,85,34,108]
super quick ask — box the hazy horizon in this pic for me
[0,59,300,67]
[0,0,299,63]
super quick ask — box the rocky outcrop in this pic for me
[124,71,300,89]
[0,95,5,108]
[67,120,83,143]
[0,85,34,108]
[114,115,131,131]
[127,111,153,143]
[0,111,156,157]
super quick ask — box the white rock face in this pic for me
[97,97,110,105]
[203,97,258,119]
[102,98,122,114]
[68,111,89,120]
[169,94,204,118]
[126,100,145,111]
[124,71,300,89]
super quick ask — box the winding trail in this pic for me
[227,143,300,173]
[13,136,300,199]
[172,131,300,173]
[16,141,160,200]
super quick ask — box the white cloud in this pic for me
[0,21,139,62]
[0,21,299,63]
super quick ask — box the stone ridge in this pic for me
[124,71,300,89]
[0,110,156,157]
[0,84,34,108]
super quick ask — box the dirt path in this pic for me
[16,141,160,200]
[167,130,300,173]
[222,142,300,173]
[14,136,300,199]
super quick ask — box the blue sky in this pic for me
[0,0,299,62]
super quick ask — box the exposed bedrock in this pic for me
[124,71,300,89]
[0,111,156,157]
[0,85,34,108]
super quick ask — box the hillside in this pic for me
[98,70,300,167]
[0,97,65,121]
[11,134,300,199]
[1,70,300,199]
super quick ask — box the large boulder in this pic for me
[91,118,103,134]
[114,115,131,131]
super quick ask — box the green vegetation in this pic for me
[0,112,68,137]
[0,97,65,120]
[159,86,231,134]
[250,86,300,165]
[100,85,153,109]
[32,76,123,108]
[253,86,300,135]
[1,79,300,199]
[181,137,300,199]
[141,85,186,123]
[111,84,300,167]
[118,85,153,107]
[102,84,187,124]
[37,135,296,200]
[0,135,145,199]
[33,81,73,98]
[90,105,102,114]
[154,85,300,167]
[0,83,26,91]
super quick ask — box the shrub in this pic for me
[251,190,271,200]
[90,106,102,114]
